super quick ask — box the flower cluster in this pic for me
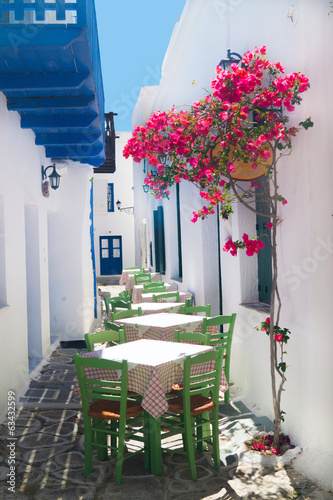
[261,317,291,346]
[124,46,312,256]
[247,433,293,456]
[223,233,264,256]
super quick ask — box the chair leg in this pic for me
[84,426,93,477]
[211,409,221,469]
[183,412,197,480]
[110,421,117,457]
[115,421,126,485]
[196,412,210,452]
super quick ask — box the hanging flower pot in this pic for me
[213,142,273,181]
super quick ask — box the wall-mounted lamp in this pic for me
[42,164,61,190]
[219,49,243,71]
[116,199,134,215]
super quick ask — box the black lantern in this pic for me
[116,200,134,215]
[42,164,61,190]
[219,49,242,71]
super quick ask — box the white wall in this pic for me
[0,89,98,415]
[94,131,136,276]
[131,0,333,490]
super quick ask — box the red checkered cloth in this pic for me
[73,351,227,419]
[132,283,178,304]
[119,322,218,343]
[121,272,162,292]
[139,291,194,304]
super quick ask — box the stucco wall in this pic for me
[132,0,333,489]
[0,89,97,415]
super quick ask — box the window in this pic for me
[107,183,114,212]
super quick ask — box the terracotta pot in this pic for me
[213,142,273,181]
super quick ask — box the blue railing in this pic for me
[0,0,86,25]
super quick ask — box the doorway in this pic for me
[99,236,122,275]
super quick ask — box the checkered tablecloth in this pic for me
[113,313,217,343]
[120,272,162,291]
[139,290,194,304]
[132,302,184,316]
[73,340,228,419]
[132,283,178,304]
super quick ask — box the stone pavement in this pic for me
[0,284,332,499]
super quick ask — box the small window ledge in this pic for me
[240,301,270,314]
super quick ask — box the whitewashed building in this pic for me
[0,1,105,418]
[93,131,135,280]
[132,0,333,490]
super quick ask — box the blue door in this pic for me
[100,236,122,275]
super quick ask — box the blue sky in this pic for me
[95,0,186,132]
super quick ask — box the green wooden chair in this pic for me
[103,320,125,331]
[182,304,211,316]
[141,286,167,294]
[134,273,152,285]
[174,329,210,346]
[201,313,236,403]
[159,346,224,479]
[109,307,143,322]
[168,330,211,396]
[84,329,127,352]
[142,281,165,290]
[152,291,180,303]
[104,296,131,316]
[110,298,132,313]
[73,354,148,484]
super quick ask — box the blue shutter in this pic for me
[107,183,114,212]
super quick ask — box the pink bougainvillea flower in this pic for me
[266,222,273,229]
[275,334,283,342]
[223,238,238,256]
[271,448,278,455]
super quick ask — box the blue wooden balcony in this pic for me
[0,0,105,167]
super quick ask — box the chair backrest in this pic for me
[74,353,128,416]
[183,346,224,405]
[141,286,167,294]
[104,320,125,331]
[174,329,210,345]
[182,304,211,316]
[84,328,127,352]
[143,281,165,290]
[124,266,142,271]
[111,299,132,313]
[110,307,143,322]
[201,314,236,374]
[134,273,152,285]
[153,291,180,303]
[118,290,130,298]
[104,295,131,315]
